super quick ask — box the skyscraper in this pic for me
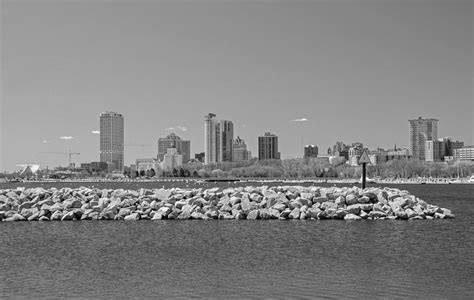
[157,133,190,163]
[204,113,234,164]
[233,136,251,162]
[304,145,318,158]
[258,132,280,160]
[409,117,438,160]
[100,111,124,171]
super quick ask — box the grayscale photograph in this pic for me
[0,0,473,298]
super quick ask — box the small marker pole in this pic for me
[362,162,367,189]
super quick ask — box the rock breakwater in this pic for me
[0,186,454,221]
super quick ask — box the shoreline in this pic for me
[0,185,455,222]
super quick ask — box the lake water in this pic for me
[1,183,473,298]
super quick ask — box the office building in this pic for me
[409,117,438,161]
[258,132,280,160]
[158,133,190,163]
[100,112,124,171]
[233,136,251,162]
[425,140,443,162]
[162,148,183,170]
[204,113,234,164]
[454,146,474,161]
[304,145,318,158]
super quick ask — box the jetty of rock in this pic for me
[0,186,454,221]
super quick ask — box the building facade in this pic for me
[100,112,124,171]
[233,136,251,162]
[258,132,280,160]
[454,146,474,161]
[158,133,190,163]
[425,140,443,162]
[136,158,160,175]
[409,117,438,161]
[162,148,183,170]
[304,145,318,158]
[204,113,234,164]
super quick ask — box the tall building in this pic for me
[258,132,280,160]
[162,148,183,170]
[158,133,190,163]
[409,117,438,161]
[425,140,443,162]
[100,111,124,171]
[233,136,251,162]
[304,145,318,158]
[204,113,234,164]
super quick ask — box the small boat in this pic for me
[468,176,474,183]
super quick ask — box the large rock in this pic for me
[4,213,26,221]
[345,194,358,205]
[247,210,260,220]
[344,213,361,220]
[346,204,361,215]
[289,208,300,219]
[320,201,337,211]
[124,212,140,221]
[61,211,75,221]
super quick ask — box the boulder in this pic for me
[247,210,260,220]
[50,211,63,221]
[39,216,50,221]
[345,194,358,205]
[369,211,387,219]
[268,208,280,219]
[4,213,26,221]
[357,196,370,204]
[124,212,140,221]
[279,209,291,219]
[289,208,300,219]
[320,201,337,211]
[61,211,75,221]
[346,204,361,215]
[344,214,361,220]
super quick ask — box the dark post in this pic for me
[362,163,367,189]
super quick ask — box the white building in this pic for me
[162,148,183,170]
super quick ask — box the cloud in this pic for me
[91,130,100,134]
[59,136,74,140]
[291,118,309,122]
[165,126,188,132]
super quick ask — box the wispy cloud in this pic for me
[91,130,100,134]
[165,126,188,132]
[291,118,309,122]
[59,136,74,140]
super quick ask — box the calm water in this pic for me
[1,183,473,298]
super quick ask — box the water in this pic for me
[1,183,473,298]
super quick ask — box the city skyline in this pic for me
[1,0,473,171]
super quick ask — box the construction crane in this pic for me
[39,150,80,167]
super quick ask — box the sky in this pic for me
[1,0,473,172]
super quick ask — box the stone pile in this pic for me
[0,186,454,221]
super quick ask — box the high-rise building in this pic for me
[304,145,318,158]
[438,137,464,157]
[233,136,251,162]
[425,140,443,162]
[162,148,183,170]
[258,132,280,160]
[204,113,234,164]
[157,133,190,163]
[409,117,438,160]
[100,111,124,171]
